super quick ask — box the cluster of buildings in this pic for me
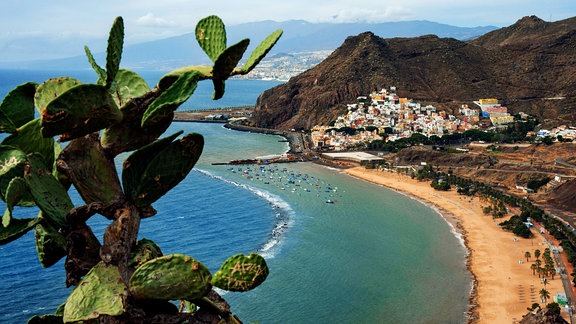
[473,98,515,125]
[532,125,576,141]
[311,87,484,150]
[310,87,576,151]
[238,50,332,81]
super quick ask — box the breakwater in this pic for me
[224,123,306,154]
[174,106,253,122]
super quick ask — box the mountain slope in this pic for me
[251,16,576,130]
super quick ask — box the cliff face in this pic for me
[251,16,576,130]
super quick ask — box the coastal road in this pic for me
[534,222,576,323]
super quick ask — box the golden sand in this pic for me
[344,166,567,323]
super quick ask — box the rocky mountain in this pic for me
[251,16,576,130]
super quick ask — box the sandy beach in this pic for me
[344,166,568,323]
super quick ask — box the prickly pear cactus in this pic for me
[128,238,163,269]
[195,15,227,62]
[34,77,82,115]
[3,118,55,169]
[0,82,36,133]
[241,29,283,74]
[142,70,202,127]
[34,219,67,268]
[0,217,40,245]
[27,314,63,323]
[4,177,34,222]
[129,254,212,301]
[105,16,124,89]
[63,262,125,322]
[111,69,150,106]
[0,145,28,202]
[0,14,281,323]
[211,38,250,100]
[24,154,72,229]
[41,84,122,141]
[56,133,123,206]
[211,253,269,292]
[122,132,204,207]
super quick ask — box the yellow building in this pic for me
[490,114,514,125]
[479,98,499,105]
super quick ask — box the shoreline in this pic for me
[343,166,568,323]
[175,116,570,322]
[343,167,479,321]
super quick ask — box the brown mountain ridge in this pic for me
[251,15,576,130]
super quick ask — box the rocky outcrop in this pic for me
[519,308,569,324]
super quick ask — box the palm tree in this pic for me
[546,264,556,280]
[537,267,545,278]
[535,259,542,268]
[525,251,531,262]
[534,249,541,260]
[531,263,538,275]
[539,288,550,303]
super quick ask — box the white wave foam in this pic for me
[194,169,295,259]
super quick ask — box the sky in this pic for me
[0,0,575,61]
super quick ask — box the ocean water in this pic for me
[0,69,471,323]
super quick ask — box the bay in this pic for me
[0,70,471,323]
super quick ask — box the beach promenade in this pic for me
[345,167,569,323]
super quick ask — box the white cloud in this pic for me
[329,6,415,23]
[136,13,177,28]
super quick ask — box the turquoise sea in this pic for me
[0,70,471,323]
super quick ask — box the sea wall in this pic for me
[224,123,305,154]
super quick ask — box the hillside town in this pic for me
[311,86,576,151]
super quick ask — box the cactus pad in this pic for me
[0,217,40,245]
[57,134,123,205]
[106,16,124,89]
[142,69,201,127]
[0,82,37,134]
[195,15,227,62]
[34,220,67,268]
[129,238,163,269]
[122,132,203,207]
[85,45,106,85]
[241,29,283,74]
[211,253,269,292]
[129,254,212,301]
[211,39,250,100]
[111,69,150,107]
[24,154,73,228]
[2,118,55,168]
[3,178,34,226]
[41,84,122,141]
[63,262,125,322]
[0,145,28,201]
[34,77,82,115]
